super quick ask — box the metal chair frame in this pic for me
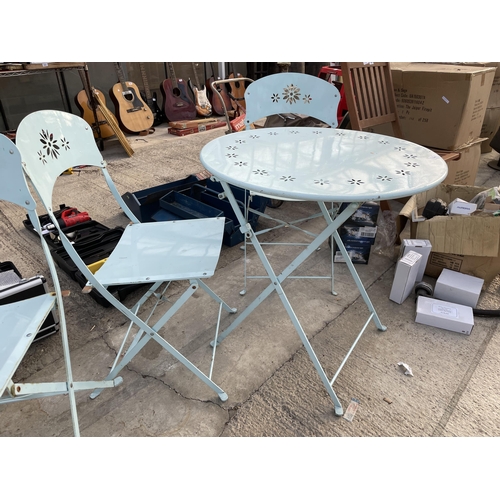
[0,134,122,437]
[212,73,342,295]
[15,110,237,404]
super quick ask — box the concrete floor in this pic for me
[1,121,500,440]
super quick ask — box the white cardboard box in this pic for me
[433,268,484,308]
[401,239,432,283]
[415,296,474,335]
[390,250,422,304]
[447,198,477,215]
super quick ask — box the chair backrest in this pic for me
[340,62,403,138]
[0,132,69,355]
[15,110,139,223]
[244,72,341,129]
[0,133,38,213]
[15,109,105,210]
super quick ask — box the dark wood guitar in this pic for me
[75,88,116,139]
[227,64,246,111]
[188,62,212,117]
[109,62,154,134]
[205,62,232,116]
[138,62,164,126]
[160,62,197,122]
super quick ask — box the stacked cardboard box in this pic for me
[478,63,500,153]
[399,184,500,284]
[334,202,379,264]
[366,63,496,186]
[452,62,500,153]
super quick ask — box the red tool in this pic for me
[59,207,90,228]
[41,207,91,234]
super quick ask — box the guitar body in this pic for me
[206,76,233,116]
[228,72,246,111]
[75,89,116,139]
[141,90,164,126]
[160,78,197,122]
[189,82,212,117]
[109,80,154,133]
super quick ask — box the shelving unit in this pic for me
[0,63,105,148]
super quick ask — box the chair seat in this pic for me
[94,217,225,286]
[0,294,56,396]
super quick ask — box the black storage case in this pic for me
[0,261,59,341]
[23,207,144,307]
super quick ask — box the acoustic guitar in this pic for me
[109,62,154,134]
[139,62,164,126]
[75,88,116,139]
[92,87,134,157]
[188,62,212,117]
[227,64,246,111]
[205,62,232,117]
[160,62,197,122]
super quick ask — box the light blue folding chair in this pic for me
[16,110,237,403]
[238,73,341,294]
[0,134,122,437]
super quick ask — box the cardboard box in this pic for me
[334,242,372,264]
[400,184,500,283]
[452,63,500,108]
[447,198,477,215]
[434,268,484,308]
[339,225,377,244]
[389,250,422,304]
[425,252,500,283]
[334,202,380,264]
[415,296,474,335]
[401,239,432,282]
[480,107,500,153]
[339,201,379,227]
[367,63,495,150]
[438,138,485,185]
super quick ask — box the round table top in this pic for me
[200,127,448,202]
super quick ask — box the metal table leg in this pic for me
[215,179,387,415]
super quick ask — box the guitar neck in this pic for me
[191,62,202,89]
[167,62,178,89]
[114,63,129,93]
[139,62,152,101]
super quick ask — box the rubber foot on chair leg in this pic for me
[219,391,228,402]
[335,406,344,416]
[239,289,246,296]
[89,389,102,400]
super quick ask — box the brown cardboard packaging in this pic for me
[480,107,500,153]
[433,63,500,108]
[439,138,485,185]
[375,63,495,150]
[399,184,500,283]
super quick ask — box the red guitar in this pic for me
[160,62,196,122]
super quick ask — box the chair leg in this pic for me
[60,324,81,437]
[90,280,235,402]
[196,279,237,314]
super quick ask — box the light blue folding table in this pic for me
[200,127,448,415]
